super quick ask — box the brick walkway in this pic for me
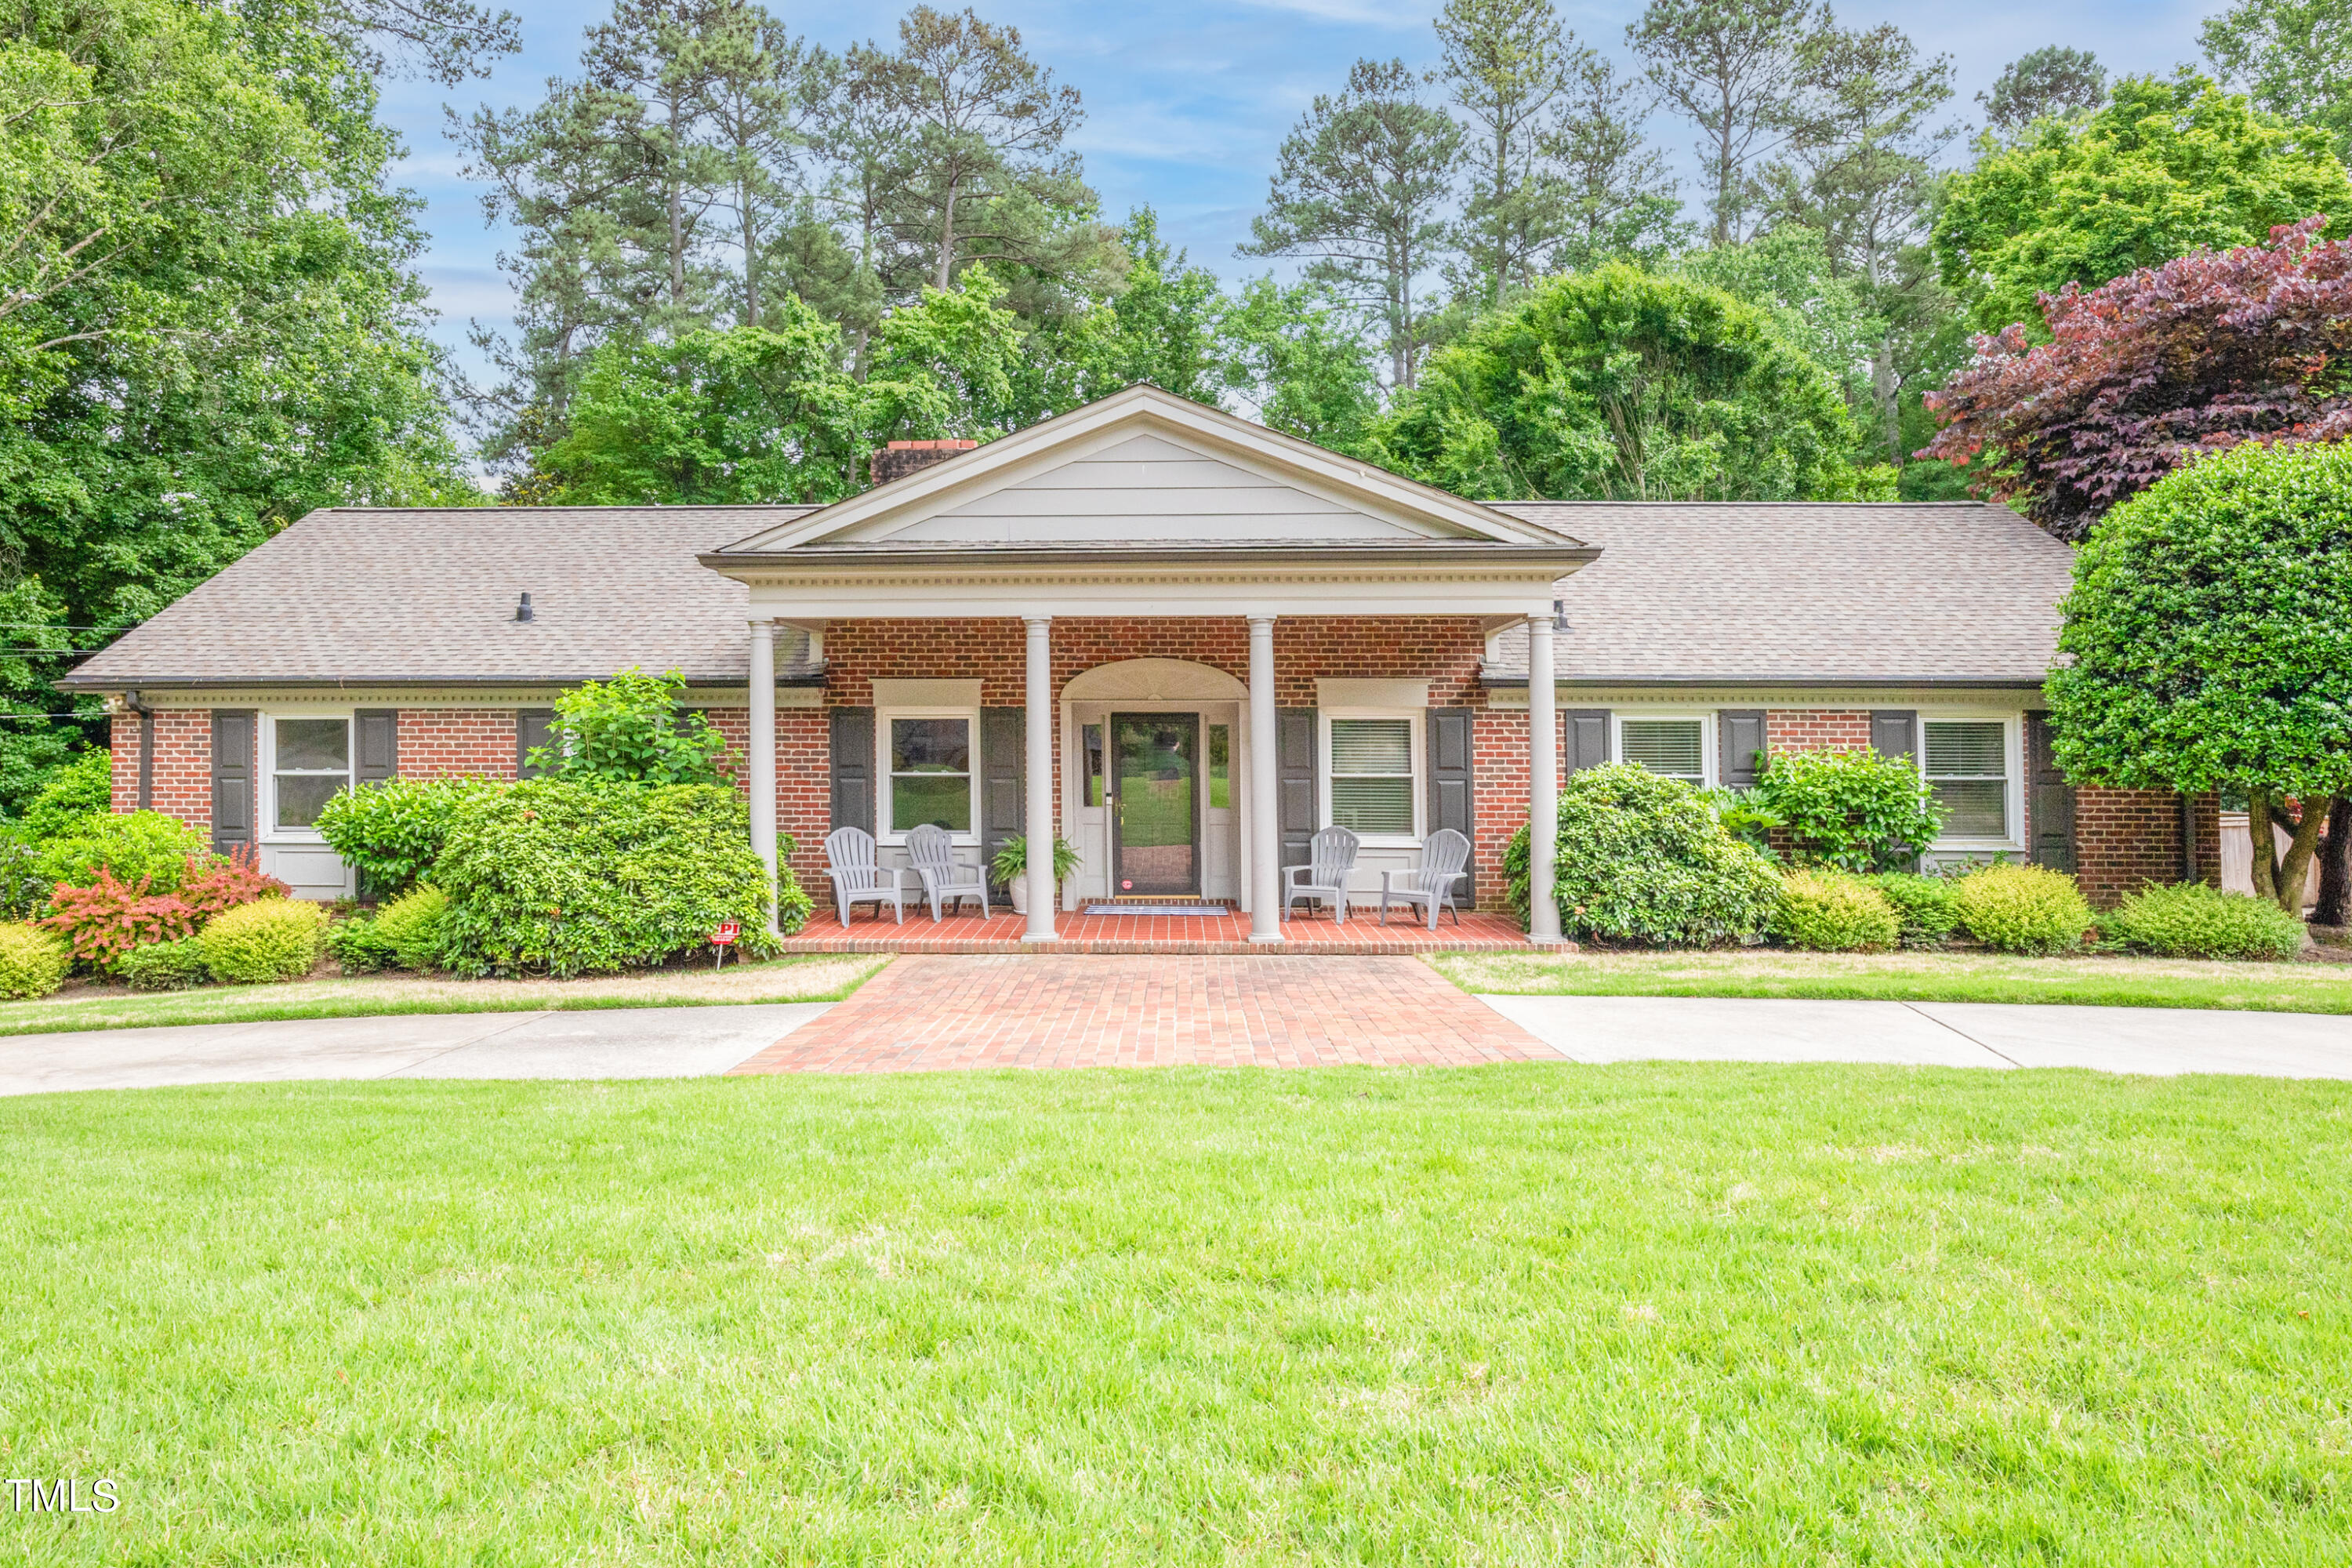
[729,954,1552,1073]
[776,907,1531,956]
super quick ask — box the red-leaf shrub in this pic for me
[1921,216,2352,539]
[40,870,198,972]
[178,846,289,921]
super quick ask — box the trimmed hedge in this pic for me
[2106,882,2306,961]
[1953,863,2093,955]
[1860,872,1961,949]
[324,913,399,975]
[1506,764,1782,946]
[120,937,211,993]
[1771,869,1901,952]
[0,921,69,998]
[197,898,328,985]
[433,781,781,976]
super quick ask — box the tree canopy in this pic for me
[2046,439,2352,910]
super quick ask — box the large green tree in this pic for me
[2048,439,2352,914]
[1370,263,1868,501]
[1626,0,1820,248]
[1934,70,2350,333]
[2201,0,2351,161]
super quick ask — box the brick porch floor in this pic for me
[778,905,1531,955]
[730,953,1552,1072]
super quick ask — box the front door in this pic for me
[1109,713,1200,897]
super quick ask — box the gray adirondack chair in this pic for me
[1283,825,1361,923]
[824,826,912,927]
[1377,828,1471,931]
[906,822,989,921]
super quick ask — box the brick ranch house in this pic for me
[60,385,2215,940]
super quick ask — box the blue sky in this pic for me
[376,0,2225,391]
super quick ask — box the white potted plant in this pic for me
[990,834,1080,915]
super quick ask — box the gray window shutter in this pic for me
[829,706,874,834]
[1428,706,1475,902]
[354,709,398,786]
[515,708,554,779]
[1565,708,1610,773]
[1277,708,1317,869]
[2025,712,2077,873]
[981,706,1025,887]
[1718,710,1766,789]
[210,710,254,853]
[1871,710,1917,761]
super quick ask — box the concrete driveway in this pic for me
[0,1004,833,1097]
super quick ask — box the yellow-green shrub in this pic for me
[197,898,328,985]
[1953,863,2093,955]
[1771,869,1902,952]
[0,921,69,998]
[374,884,449,971]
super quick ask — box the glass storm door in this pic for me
[1109,713,1200,896]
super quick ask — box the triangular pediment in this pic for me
[715,386,1581,554]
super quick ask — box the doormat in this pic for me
[1081,904,1229,917]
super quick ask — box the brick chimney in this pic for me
[870,438,978,487]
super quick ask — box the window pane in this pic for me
[1926,721,2005,777]
[1207,725,1230,810]
[891,717,969,775]
[1083,724,1104,808]
[891,772,971,833]
[1621,719,1703,779]
[274,773,345,829]
[276,718,349,771]
[1331,776,1414,835]
[1933,779,2007,837]
[1330,718,1412,774]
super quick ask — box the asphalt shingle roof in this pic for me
[61,505,823,690]
[1482,501,2075,685]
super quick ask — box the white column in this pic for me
[1247,615,1283,944]
[1526,612,1565,944]
[747,617,780,934]
[1023,615,1058,942]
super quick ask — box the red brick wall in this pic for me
[395,709,519,780]
[111,710,214,829]
[1765,710,1873,753]
[1472,709,1556,913]
[2074,786,2212,906]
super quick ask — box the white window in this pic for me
[1322,713,1421,843]
[881,711,977,839]
[1923,720,2011,840]
[267,715,351,837]
[1618,717,1708,786]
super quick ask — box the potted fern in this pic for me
[990,834,1081,915]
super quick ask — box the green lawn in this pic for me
[0,953,885,1037]
[1437,947,2352,1014]
[4,1066,2347,1563]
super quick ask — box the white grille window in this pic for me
[887,715,974,834]
[272,717,350,830]
[1328,717,1415,836]
[1620,718,1705,784]
[1925,721,2009,838]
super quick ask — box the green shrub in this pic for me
[315,777,494,898]
[0,921,68,998]
[775,835,811,936]
[323,913,399,975]
[118,937,211,992]
[433,780,781,976]
[2106,882,2306,961]
[1504,763,1783,946]
[1953,863,2094,955]
[1860,871,1961,949]
[531,669,736,786]
[1751,747,1944,871]
[197,898,328,984]
[32,811,207,897]
[374,884,450,971]
[1771,869,1902,951]
[16,749,112,843]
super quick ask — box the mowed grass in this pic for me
[1438,947,2352,1014]
[4,1065,2349,1563]
[0,952,885,1038]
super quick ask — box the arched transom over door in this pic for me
[1062,659,1251,906]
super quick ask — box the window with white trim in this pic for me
[1619,717,1706,785]
[882,711,976,837]
[1323,713,1421,840]
[270,717,351,833]
[1923,720,2009,839]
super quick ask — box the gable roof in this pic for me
[1481,501,2075,687]
[711,384,1588,555]
[60,504,824,691]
